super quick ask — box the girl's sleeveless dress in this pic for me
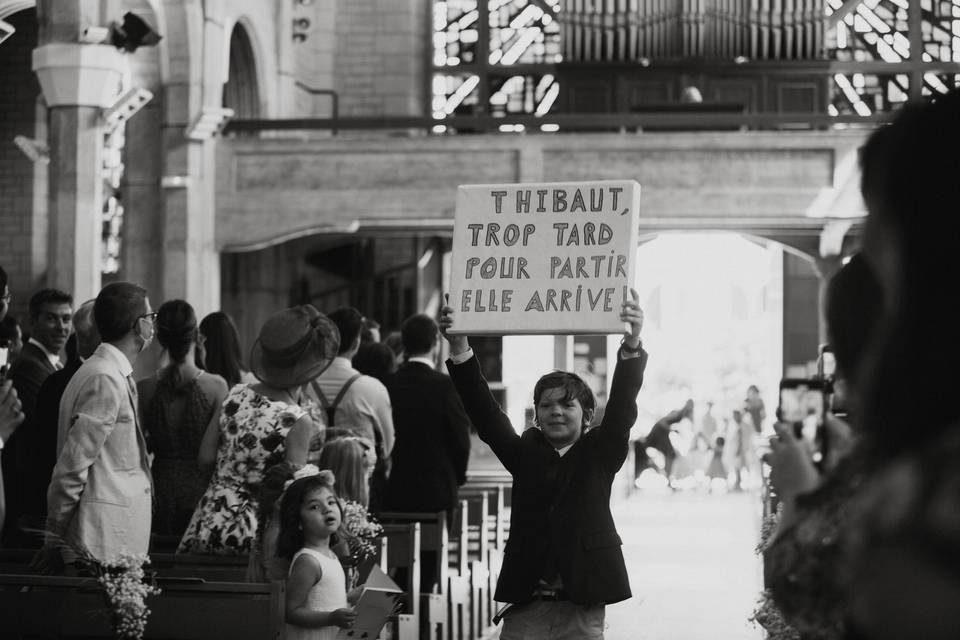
[286,547,349,640]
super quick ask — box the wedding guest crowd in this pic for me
[0,85,956,640]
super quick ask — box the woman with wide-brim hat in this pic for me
[178,305,338,556]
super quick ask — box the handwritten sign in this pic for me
[448,180,641,335]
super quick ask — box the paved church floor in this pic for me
[489,484,766,640]
[604,486,765,640]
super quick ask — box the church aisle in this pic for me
[604,486,765,640]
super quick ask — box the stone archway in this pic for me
[223,22,260,120]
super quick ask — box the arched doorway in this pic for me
[223,23,260,120]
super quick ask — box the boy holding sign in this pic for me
[438,291,646,640]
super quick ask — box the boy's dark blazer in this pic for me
[447,346,647,606]
[384,360,472,513]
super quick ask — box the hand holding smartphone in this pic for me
[778,377,827,465]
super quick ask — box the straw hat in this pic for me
[250,305,339,389]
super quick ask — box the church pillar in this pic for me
[32,41,126,301]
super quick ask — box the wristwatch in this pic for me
[620,338,643,354]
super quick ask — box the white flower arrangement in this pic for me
[336,499,383,590]
[97,553,162,639]
[40,525,161,639]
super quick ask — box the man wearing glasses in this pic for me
[1,288,73,547]
[34,282,155,571]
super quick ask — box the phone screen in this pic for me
[779,380,825,449]
[0,347,8,381]
[820,350,836,380]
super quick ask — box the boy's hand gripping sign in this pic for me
[448,180,641,335]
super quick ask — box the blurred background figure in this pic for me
[199,311,256,390]
[352,341,398,384]
[0,316,23,360]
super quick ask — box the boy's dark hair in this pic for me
[94,282,148,343]
[28,288,73,320]
[533,370,596,429]
[199,311,245,388]
[276,474,343,560]
[328,307,363,355]
[400,313,438,356]
[156,299,198,364]
[0,265,7,292]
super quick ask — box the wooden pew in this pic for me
[381,522,421,640]
[445,501,471,640]
[457,487,504,639]
[378,511,449,640]
[0,548,252,583]
[0,573,285,639]
[449,494,491,640]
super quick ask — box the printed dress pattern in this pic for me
[178,385,307,555]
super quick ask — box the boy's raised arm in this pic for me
[438,294,470,357]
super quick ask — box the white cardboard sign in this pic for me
[448,180,641,335]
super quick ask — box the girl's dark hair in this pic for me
[857,88,960,462]
[156,299,198,366]
[824,254,883,389]
[276,474,342,560]
[533,370,596,429]
[199,311,245,388]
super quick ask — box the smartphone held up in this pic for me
[777,377,827,465]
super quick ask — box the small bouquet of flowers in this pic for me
[336,500,384,589]
[41,526,161,639]
[97,553,163,639]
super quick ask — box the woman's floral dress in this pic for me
[177,385,307,555]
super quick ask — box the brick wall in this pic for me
[333,0,428,116]
[0,9,42,317]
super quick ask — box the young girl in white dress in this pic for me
[277,468,357,640]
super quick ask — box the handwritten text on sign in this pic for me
[448,180,641,335]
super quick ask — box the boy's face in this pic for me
[537,387,586,449]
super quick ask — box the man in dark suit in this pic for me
[439,292,646,640]
[1,288,72,547]
[28,300,100,539]
[384,313,471,514]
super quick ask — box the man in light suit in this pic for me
[34,282,154,569]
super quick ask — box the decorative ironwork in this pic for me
[826,0,959,115]
[426,1,960,126]
[432,0,561,124]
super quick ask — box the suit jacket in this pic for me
[31,361,83,517]
[46,343,152,561]
[1,342,58,545]
[383,361,472,512]
[447,347,647,606]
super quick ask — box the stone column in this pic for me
[156,0,223,317]
[32,43,127,302]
